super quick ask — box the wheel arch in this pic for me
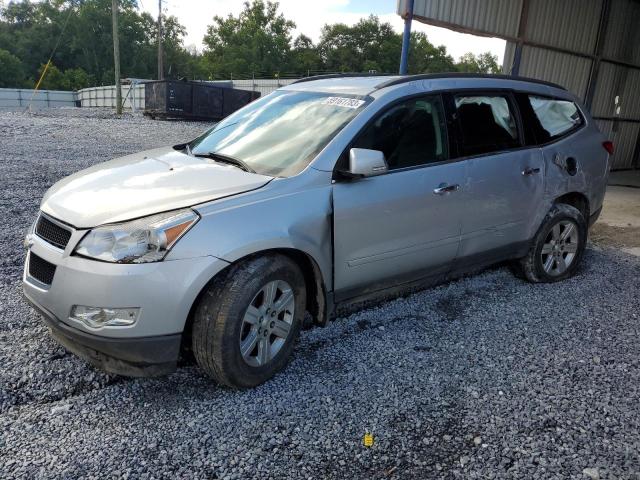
[181,248,330,359]
[553,192,590,220]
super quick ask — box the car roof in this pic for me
[282,73,568,98]
[282,75,402,96]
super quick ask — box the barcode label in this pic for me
[322,97,366,109]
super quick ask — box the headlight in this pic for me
[74,209,199,263]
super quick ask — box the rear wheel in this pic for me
[512,203,587,283]
[192,254,306,388]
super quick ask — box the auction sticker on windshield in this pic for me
[322,97,366,109]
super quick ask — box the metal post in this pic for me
[399,0,414,75]
[511,0,529,76]
[112,0,122,114]
[130,83,135,113]
[157,0,164,80]
[584,0,611,110]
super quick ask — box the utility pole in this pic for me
[111,0,122,114]
[157,0,164,80]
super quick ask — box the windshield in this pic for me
[189,90,370,177]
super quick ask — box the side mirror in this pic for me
[347,148,388,177]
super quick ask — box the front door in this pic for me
[332,94,466,301]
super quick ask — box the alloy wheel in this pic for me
[239,280,295,367]
[540,220,579,276]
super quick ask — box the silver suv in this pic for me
[23,74,612,387]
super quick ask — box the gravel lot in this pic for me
[1,108,640,479]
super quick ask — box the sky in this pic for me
[142,0,506,63]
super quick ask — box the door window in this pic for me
[352,95,448,170]
[453,95,520,156]
[527,95,583,141]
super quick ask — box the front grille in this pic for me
[28,252,57,285]
[35,215,72,249]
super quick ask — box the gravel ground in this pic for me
[1,108,640,479]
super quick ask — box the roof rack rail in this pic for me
[374,73,567,91]
[291,73,394,84]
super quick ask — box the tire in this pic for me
[512,203,587,283]
[192,254,306,388]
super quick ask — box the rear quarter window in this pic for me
[528,96,584,142]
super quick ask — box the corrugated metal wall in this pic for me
[523,0,601,55]
[602,0,640,65]
[398,0,521,37]
[517,46,592,98]
[402,0,640,170]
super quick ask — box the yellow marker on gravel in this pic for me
[363,432,374,447]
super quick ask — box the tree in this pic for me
[291,34,322,75]
[409,32,456,73]
[62,67,95,90]
[317,16,457,75]
[37,62,65,90]
[0,48,26,87]
[0,0,196,87]
[318,16,400,73]
[0,0,504,90]
[202,0,295,78]
[456,52,501,74]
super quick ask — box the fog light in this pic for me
[70,306,140,328]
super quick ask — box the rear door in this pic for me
[332,94,466,301]
[446,91,545,264]
[520,93,608,212]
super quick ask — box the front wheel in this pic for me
[512,203,587,283]
[192,254,306,388]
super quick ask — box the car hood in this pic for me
[41,146,272,228]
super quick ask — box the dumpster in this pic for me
[144,80,259,120]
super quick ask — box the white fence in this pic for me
[77,84,145,110]
[0,88,77,108]
[230,78,297,97]
[0,79,299,110]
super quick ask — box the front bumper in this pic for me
[25,293,180,376]
[22,221,230,375]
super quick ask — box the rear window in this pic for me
[453,95,520,156]
[527,96,583,141]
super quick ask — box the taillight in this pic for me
[602,141,614,155]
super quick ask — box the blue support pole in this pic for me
[399,0,415,75]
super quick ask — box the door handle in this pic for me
[522,167,541,176]
[433,183,460,195]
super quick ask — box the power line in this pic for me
[26,4,74,111]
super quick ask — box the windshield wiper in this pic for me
[194,151,255,173]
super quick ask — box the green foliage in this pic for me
[456,52,501,74]
[36,63,96,90]
[0,48,26,87]
[202,0,295,78]
[0,0,195,88]
[318,16,401,73]
[408,32,457,73]
[0,0,503,89]
[292,34,322,75]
